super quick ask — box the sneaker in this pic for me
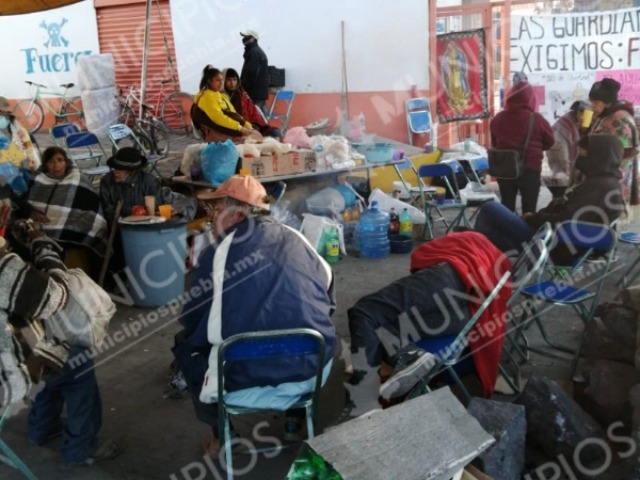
[65,439,123,467]
[283,417,303,442]
[379,345,437,400]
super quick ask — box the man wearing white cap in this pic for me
[240,30,269,113]
[173,175,336,455]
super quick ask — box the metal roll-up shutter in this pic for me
[96,0,180,112]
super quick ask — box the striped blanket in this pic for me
[28,168,107,257]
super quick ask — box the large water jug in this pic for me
[357,201,390,258]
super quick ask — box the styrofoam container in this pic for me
[352,142,394,164]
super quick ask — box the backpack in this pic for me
[45,268,116,349]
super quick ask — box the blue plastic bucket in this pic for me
[119,220,188,307]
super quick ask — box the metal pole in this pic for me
[139,0,152,121]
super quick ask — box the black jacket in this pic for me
[99,170,162,224]
[526,134,624,230]
[241,42,269,102]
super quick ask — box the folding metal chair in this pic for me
[406,271,511,403]
[64,131,106,167]
[616,231,640,288]
[267,90,295,133]
[392,159,437,207]
[217,328,326,480]
[405,97,432,146]
[108,124,160,176]
[517,221,618,377]
[0,405,38,479]
[50,123,80,148]
[417,162,470,240]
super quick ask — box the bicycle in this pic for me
[116,85,170,157]
[13,81,85,134]
[141,77,192,135]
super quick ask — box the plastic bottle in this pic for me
[357,201,390,259]
[325,226,340,264]
[399,208,413,237]
[388,207,399,235]
[358,112,366,134]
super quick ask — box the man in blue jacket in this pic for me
[173,175,336,456]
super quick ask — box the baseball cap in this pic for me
[240,29,259,40]
[198,175,270,210]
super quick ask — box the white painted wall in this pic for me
[170,0,430,95]
[0,0,100,99]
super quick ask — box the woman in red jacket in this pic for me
[224,68,282,139]
[490,81,555,213]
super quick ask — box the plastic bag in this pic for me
[200,140,239,185]
[0,162,28,194]
[283,126,312,148]
[368,188,426,224]
[300,213,346,255]
[305,186,345,216]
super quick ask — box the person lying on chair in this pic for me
[347,231,510,412]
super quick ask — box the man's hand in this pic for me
[30,210,50,224]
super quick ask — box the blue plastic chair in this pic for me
[417,162,470,239]
[0,405,38,479]
[406,271,511,402]
[217,328,326,480]
[50,122,80,148]
[517,221,618,377]
[267,90,295,133]
[405,97,432,146]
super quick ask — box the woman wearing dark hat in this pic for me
[588,77,639,202]
[99,147,163,225]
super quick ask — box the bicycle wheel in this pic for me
[151,120,170,156]
[13,99,44,133]
[160,92,192,134]
[133,127,155,157]
[63,96,86,130]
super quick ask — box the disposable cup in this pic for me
[144,195,156,216]
[159,204,172,220]
[581,109,594,128]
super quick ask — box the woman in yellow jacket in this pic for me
[192,65,262,143]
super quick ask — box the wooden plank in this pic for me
[307,388,494,480]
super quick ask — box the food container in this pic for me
[389,234,413,254]
[351,142,394,164]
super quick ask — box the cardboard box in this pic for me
[240,154,280,178]
[276,152,296,174]
[292,148,316,173]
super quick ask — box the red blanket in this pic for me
[410,232,511,397]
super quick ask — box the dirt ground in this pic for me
[1,132,637,480]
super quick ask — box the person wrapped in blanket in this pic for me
[223,68,282,139]
[191,65,263,144]
[0,219,121,465]
[28,147,108,269]
[346,232,510,414]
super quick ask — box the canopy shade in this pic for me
[0,0,83,15]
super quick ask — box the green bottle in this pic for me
[399,208,413,237]
[325,226,340,264]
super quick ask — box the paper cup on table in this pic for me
[144,196,156,216]
[159,204,172,220]
[581,109,594,128]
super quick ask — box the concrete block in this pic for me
[578,360,639,429]
[516,376,606,462]
[467,398,526,480]
[582,304,637,365]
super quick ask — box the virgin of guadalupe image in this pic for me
[442,41,471,114]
